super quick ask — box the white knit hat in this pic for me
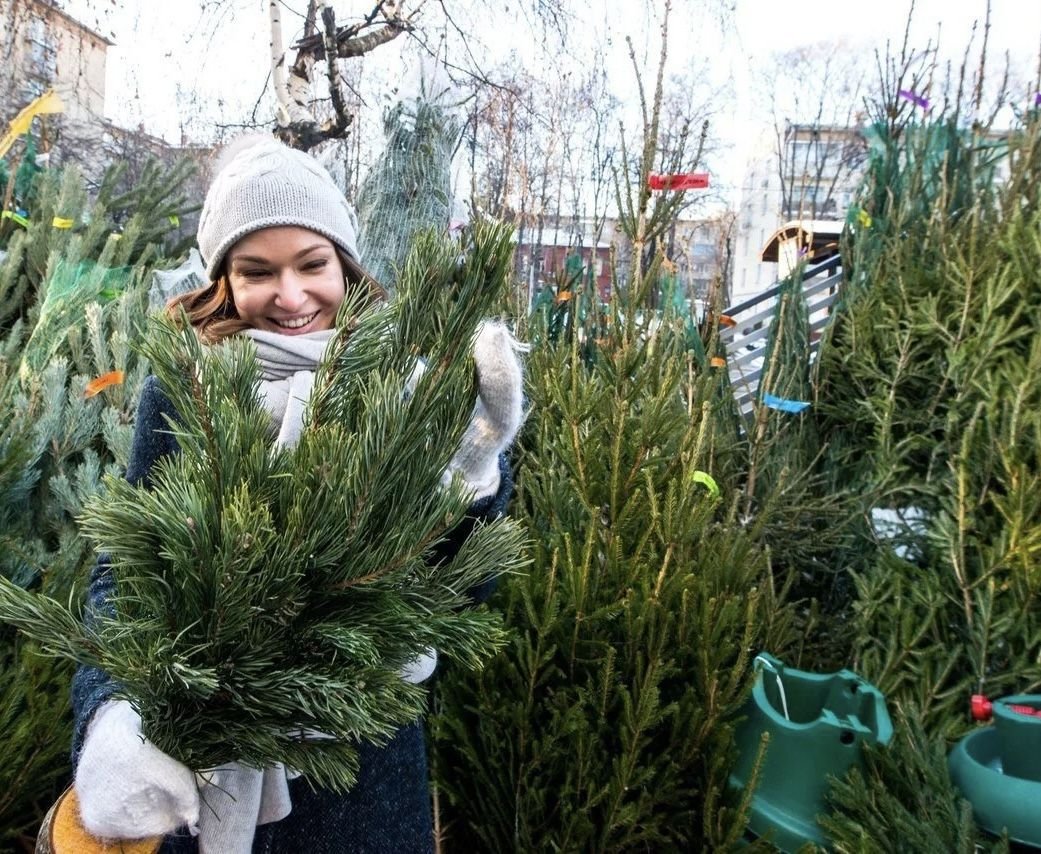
[197,134,360,280]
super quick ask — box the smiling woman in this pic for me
[64,133,526,854]
[163,133,386,344]
[226,228,348,336]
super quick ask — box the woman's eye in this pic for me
[303,260,328,272]
[241,269,270,281]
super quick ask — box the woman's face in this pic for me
[227,226,346,335]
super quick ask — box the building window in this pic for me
[26,15,57,79]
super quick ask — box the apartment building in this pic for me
[515,213,730,312]
[0,0,110,126]
[732,123,867,304]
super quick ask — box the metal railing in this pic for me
[719,254,843,416]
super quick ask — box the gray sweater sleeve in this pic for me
[69,376,182,765]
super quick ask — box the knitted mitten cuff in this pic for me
[446,321,525,499]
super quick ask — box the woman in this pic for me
[69,135,524,853]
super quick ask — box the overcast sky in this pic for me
[65,1,1039,136]
[59,0,1041,209]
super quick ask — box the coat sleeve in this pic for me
[70,376,182,765]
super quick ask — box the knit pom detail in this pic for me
[212,133,280,177]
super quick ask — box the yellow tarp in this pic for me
[0,90,64,158]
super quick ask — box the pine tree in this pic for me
[0,155,192,849]
[0,221,527,796]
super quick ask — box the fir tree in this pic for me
[431,245,796,851]
[738,264,865,667]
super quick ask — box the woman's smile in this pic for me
[270,310,321,332]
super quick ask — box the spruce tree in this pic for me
[432,270,804,850]
[430,9,805,847]
[355,69,463,294]
[822,704,1010,852]
[738,264,867,668]
[804,57,1041,845]
[814,96,1041,734]
[0,156,192,849]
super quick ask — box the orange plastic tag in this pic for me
[84,370,125,398]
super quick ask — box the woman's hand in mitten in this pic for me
[75,699,200,839]
[400,647,438,683]
[445,321,526,500]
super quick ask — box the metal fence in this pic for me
[719,254,843,416]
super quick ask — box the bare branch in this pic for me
[333,20,413,57]
[292,1,420,61]
[320,5,351,139]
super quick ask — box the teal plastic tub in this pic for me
[729,653,893,852]
[949,694,1041,849]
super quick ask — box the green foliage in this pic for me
[821,704,1009,853]
[0,157,191,848]
[0,134,43,223]
[0,221,527,795]
[813,110,1041,734]
[430,12,848,848]
[432,244,798,849]
[0,157,193,333]
[356,76,463,294]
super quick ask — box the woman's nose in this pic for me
[274,273,307,311]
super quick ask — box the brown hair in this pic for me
[166,249,386,344]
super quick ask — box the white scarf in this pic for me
[194,329,330,852]
[245,328,336,449]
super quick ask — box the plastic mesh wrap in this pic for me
[149,247,207,311]
[356,63,465,294]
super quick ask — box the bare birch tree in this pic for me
[267,0,421,150]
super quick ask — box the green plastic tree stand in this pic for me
[948,694,1041,849]
[729,653,894,852]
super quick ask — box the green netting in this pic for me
[356,67,464,294]
[20,258,133,381]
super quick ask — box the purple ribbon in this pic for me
[898,89,930,110]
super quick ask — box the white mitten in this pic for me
[445,321,526,500]
[75,699,200,840]
[400,647,438,683]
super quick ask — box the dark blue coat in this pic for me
[71,375,512,854]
